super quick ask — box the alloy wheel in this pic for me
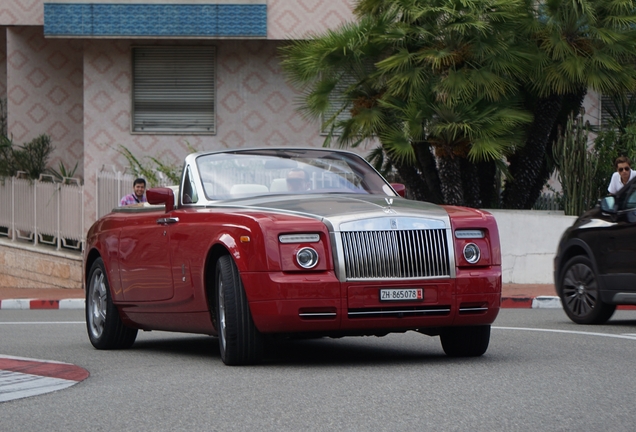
[562,262,598,318]
[88,269,107,339]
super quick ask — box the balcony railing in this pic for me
[0,169,173,252]
[0,174,84,250]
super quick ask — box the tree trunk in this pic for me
[477,160,498,208]
[460,158,481,208]
[392,158,430,202]
[438,156,464,205]
[413,142,443,204]
[523,89,587,208]
[503,94,563,209]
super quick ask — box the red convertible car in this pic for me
[84,148,501,365]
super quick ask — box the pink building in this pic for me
[0,0,359,227]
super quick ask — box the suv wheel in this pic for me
[559,256,616,324]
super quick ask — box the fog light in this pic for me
[463,243,481,264]
[296,247,319,269]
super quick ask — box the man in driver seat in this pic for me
[286,168,310,192]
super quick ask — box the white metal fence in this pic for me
[0,169,172,252]
[96,170,135,220]
[0,175,84,250]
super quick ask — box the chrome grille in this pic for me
[341,229,450,280]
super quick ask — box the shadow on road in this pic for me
[126,332,496,367]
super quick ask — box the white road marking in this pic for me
[0,371,78,402]
[494,326,636,340]
[0,322,84,325]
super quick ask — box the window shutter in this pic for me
[132,46,215,133]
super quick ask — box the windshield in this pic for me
[195,149,396,200]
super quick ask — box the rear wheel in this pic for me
[440,325,490,357]
[559,256,615,324]
[216,255,263,365]
[86,258,137,349]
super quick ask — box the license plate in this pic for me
[379,288,423,302]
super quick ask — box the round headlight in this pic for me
[463,243,481,264]
[296,247,319,269]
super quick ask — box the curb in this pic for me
[501,295,562,309]
[0,297,564,310]
[0,354,89,402]
[0,299,85,310]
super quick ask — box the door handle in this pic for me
[157,217,179,225]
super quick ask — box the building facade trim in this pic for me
[44,3,267,38]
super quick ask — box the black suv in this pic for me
[554,179,636,324]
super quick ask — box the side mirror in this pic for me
[600,196,616,214]
[146,187,175,212]
[390,183,406,198]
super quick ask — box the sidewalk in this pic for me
[0,284,560,310]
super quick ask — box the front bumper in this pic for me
[243,267,501,334]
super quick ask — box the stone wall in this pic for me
[0,239,82,289]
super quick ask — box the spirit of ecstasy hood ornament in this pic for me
[383,197,396,214]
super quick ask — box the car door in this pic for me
[600,182,636,291]
[119,210,175,302]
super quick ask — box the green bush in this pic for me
[0,134,54,180]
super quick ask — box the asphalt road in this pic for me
[2,308,636,431]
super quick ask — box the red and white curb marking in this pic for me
[0,299,85,310]
[0,355,89,402]
[501,296,562,309]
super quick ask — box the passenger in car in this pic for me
[286,168,310,192]
[120,178,148,206]
[608,156,636,195]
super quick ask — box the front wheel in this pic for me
[440,325,490,357]
[559,256,615,324]
[216,255,263,365]
[86,258,137,349]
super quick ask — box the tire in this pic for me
[216,255,264,365]
[440,325,490,357]
[559,256,616,324]
[86,258,138,349]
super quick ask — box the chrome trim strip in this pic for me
[459,307,488,312]
[298,312,338,318]
[348,308,451,316]
[331,231,346,282]
[339,216,446,231]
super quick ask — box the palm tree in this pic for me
[502,0,636,208]
[281,0,533,206]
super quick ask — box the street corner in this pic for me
[0,355,89,403]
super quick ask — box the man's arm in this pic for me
[608,172,620,195]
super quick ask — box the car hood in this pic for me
[214,194,451,231]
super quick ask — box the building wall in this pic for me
[0,28,6,99]
[268,0,355,39]
[0,0,44,26]
[6,27,83,176]
[583,89,602,127]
